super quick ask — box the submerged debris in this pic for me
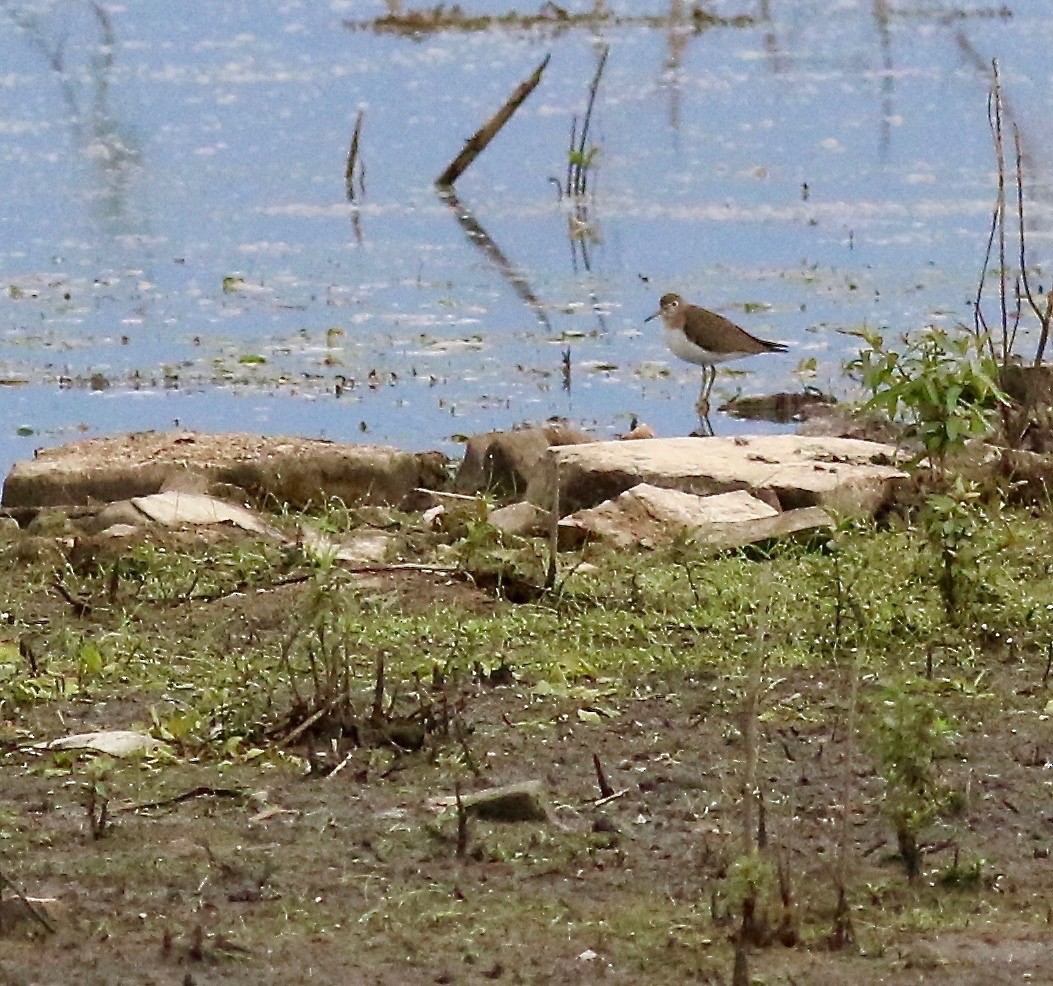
[346,3,754,36]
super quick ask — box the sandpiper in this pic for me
[645,292,787,414]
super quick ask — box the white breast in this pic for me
[664,326,739,366]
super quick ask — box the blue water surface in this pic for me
[2,0,1052,480]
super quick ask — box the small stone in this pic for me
[488,501,549,538]
[458,781,550,823]
[100,523,139,538]
[455,423,593,498]
[620,423,656,440]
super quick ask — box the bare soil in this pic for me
[0,527,1050,985]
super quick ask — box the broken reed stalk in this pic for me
[435,53,551,187]
[346,109,364,202]
[975,62,1004,362]
[573,44,609,196]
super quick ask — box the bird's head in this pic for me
[645,293,683,323]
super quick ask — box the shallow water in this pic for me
[2,0,1053,480]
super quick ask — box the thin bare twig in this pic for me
[1034,291,1053,368]
[991,59,1009,363]
[114,786,246,814]
[573,45,609,196]
[1015,125,1042,320]
[0,871,56,934]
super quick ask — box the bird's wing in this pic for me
[685,310,786,354]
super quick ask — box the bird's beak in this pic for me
[644,309,660,323]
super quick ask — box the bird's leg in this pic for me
[695,366,712,417]
[695,365,715,416]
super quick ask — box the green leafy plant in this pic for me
[81,755,116,840]
[918,480,986,620]
[868,687,955,879]
[849,325,1007,474]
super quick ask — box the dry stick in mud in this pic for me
[829,646,861,949]
[435,53,551,187]
[733,588,771,986]
[592,753,615,799]
[345,109,364,201]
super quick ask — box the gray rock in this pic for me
[460,780,550,822]
[455,423,593,498]
[82,499,150,534]
[25,509,75,536]
[534,435,907,516]
[2,431,448,510]
[489,501,550,538]
[557,486,783,549]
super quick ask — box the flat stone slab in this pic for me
[2,431,447,510]
[536,435,906,515]
[131,491,279,536]
[559,485,831,550]
[38,730,169,758]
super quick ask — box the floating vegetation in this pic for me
[346,3,754,36]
